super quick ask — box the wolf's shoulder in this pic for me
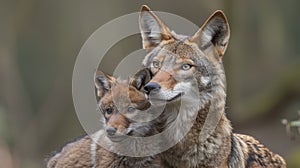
[44,134,92,167]
[230,133,286,168]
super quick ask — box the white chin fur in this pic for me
[149,89,181,101]
[201,76,210,86]
[174,81,200,101]
[150,81,197,101]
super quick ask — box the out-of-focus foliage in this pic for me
[287,147,300,168]
[0,0,299,167]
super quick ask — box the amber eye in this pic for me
[127,106,136,113]
[181,63,192,70]
[105,107,113,115]
[152,61,160,68]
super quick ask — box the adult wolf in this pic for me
[139,5,286,168]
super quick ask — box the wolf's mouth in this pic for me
[149,92,183,103]
[167,92,183,102]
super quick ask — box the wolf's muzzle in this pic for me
[144,82,161,94]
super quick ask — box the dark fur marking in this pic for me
[246,153,267,168]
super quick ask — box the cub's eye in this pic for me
[181,63,192,70]
[105,107,113,115]
[152,61,160,68]
[127,106,136,113]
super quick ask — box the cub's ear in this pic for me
[190,10,230,58]
[130,68,152,90]
[94,70,115,99]
[139,5,172,51]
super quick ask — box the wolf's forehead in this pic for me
[110,86,131,101]
[161,41,196,54]
[108,85,146,104]
[143,40,204,67]
[159,43,199,59]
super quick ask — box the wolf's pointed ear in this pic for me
[139,5,172,51]
[190,10,230,58]
[130,68,152,90]
[94,71,115,98]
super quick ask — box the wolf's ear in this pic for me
[190,10,230,58]
[94,70,115,99]
[139,5,172,51]
[130,68,152,90]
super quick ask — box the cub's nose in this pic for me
[106,127,117,136]
[144,82,161,94]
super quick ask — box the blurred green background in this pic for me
[0,0,300,167]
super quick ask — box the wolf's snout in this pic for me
[144,82,161,94]
[106,127,117,136]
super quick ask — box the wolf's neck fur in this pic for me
[162,63,232,167]
[90,130,161,168]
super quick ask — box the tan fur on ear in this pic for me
[190,10,230,58]
[139,5,173,51]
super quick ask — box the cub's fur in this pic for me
[45,69,162,168]
[139,5,286,168]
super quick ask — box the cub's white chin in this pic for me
[107,134,127,142]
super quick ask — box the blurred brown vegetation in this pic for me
[0,0,299,167]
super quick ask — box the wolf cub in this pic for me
[46,69,163,168]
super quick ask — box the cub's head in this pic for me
[139,5,230,103]
[94,69,154,142]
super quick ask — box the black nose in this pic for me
[106,127,117,136]
[144,82,161,94]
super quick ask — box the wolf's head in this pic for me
[94,68,155,142]
[139,5,229,104]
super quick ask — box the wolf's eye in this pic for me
[181,63,192,70]
[152,61,160,68]
[127,106,136,113]
[105,107,113,115]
